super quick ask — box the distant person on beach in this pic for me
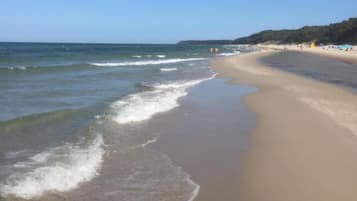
[210,48,219,56]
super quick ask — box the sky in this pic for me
[1,0,356,44]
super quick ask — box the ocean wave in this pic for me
[187,175,200,201]
[89,58,206,67]
[0,134,105,199]
[111,74,216,124]
[156,55,166,58]
[160,68,177,72]
[153,75,216,89]
[6,66,27,70]
[218,51,241,56]
[3,150,29,159]
[140,136,160,147]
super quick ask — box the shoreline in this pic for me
[213,51,357,201]
[149,78,256,201]
[259,50,357,94]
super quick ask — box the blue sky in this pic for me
[1,0,356,43]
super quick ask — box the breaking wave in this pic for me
[89,58,206,67]
[111,74,216,124]
[160,68,177,72]
[0,134,105,199]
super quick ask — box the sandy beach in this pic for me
[1,2,356,200]
[213,50,357,201]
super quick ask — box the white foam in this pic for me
[140,136,160,147]
[132,55,142,58]
[0,134,105,199]
[160,68,177,72]
[218,51,241,56]
[156,55,166,58]
[7,66,27,70]
[153,74,216,89]
[12,151,54,169]
[90,58,206,67]
[30,152,52,163]
[111,88,185,124]
[186,176,200,201]
[111,74,215,124]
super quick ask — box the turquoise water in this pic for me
[0,42,247,201]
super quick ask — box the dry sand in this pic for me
[213,51,357,201]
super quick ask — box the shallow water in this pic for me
[0,43,251,200]
[149,78,257,201]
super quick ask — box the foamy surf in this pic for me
[89,58,205,67]
[7,66,27,70]
[160,68,177,72]
[0,134,105,199]
[218,51,241,56]
[187,176,200,201]
[111,74,216,124]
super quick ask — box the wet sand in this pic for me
[213,51,357,201]
[261,51,357,93]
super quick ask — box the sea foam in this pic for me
[160,68,177,72]
[218,51,241,56]
[90,58,205,67]
[111,74,216,124]
[0,134,105,199]
[6,66,27,70]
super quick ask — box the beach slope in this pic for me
[213,51,357,201]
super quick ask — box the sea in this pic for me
[0,42,247,201]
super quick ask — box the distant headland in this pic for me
[177,17,357,45]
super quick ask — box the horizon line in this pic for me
[0,41,181,45]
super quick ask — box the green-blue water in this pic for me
[0,42,248,201]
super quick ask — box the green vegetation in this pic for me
[178,18,357,45]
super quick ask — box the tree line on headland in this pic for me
[177,18,357,45]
